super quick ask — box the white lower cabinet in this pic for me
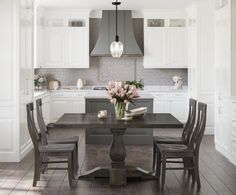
[152,92,188,123]
[50,92,86,122]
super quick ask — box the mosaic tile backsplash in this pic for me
[35,18,188,87]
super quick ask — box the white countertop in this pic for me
[33,90,50,99]
[84,90,154,99]
[34,85,188,99]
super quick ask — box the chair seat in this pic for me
[48,136,79,144]
[153,136,184,144]
[47,123,55,128]
[39,144,75,153]
[156,144,194,156]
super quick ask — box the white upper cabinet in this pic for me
[44,27,66,68]
[144,27,166,68]
[67,27,89,68]
[167,27,187,67]
[143,12,187,68]
[37,9,90,68]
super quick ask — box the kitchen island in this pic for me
[85,91,154,145]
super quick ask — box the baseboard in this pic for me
[215,141,230,160]
[20,140,33,160]
[230,156,236,166]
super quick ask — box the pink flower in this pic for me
[110,98,117,104]
[106,81,139,103]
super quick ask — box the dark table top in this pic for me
[54,113,183,129]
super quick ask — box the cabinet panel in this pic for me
[44,28,65,67]
[144,28,166,68]
[154,100,169,113]
[51,98,85,122]
[73,100,86,113]
[170,100,188,122]
[168,28,187,67]
[51,100,72,122]
[68,28,89,68]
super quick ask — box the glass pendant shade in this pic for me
[110,40,123,58]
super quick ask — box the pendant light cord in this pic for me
[115,0,119,42]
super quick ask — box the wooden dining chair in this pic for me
[155,102,207,190]
[153,98,197,170]
[26,103,77,188]
[36,98,79,175]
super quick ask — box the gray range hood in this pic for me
[90,10,143,57]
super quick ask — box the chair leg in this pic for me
[191,157,196,185]
[153,142,157,171]
[161,155,166,191]
[68,153,75,188]
[41,153,48,174]
[33,154,41,187]
[74,142,79,177]
[72,148,77,179]
[195,156,201,189]
[156,149,161,179]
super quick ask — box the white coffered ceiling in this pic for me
[37,0,194,9]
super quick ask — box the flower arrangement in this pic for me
[34,73,46,89]
[106,81,139,119]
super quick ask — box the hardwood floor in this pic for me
[0,128,235,195]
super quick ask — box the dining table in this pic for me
[54,113,183,186]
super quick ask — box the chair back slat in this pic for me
[190,102,207,153]
[182,98,197,144]
[26,103,41,152]
[36,99,48,145]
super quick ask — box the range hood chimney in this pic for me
[90,10,143,57]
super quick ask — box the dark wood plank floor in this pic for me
[0,128,235,195]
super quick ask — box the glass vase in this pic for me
[115,102,127,120]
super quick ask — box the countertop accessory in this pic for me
[172,76,183,90]
[77,78,84,90]
[125,107,147,118]
[97,110,108,119]
[34,73,46,90]
[110,0,123,58]
[48,80,59,90]
[93,86,107,90]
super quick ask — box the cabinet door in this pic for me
[67,28,89,68]
[51,100,72,122]
[167,28,187,67]
[169,100,188,122]
[144,28,166,68]
[73,100,85,114]
[154,100,169,113]
[44,28,66,68]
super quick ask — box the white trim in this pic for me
[215,141,231,160]
[20,140,33,160]
[230,155,236,166]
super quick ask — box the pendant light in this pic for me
[110,0,123,58]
